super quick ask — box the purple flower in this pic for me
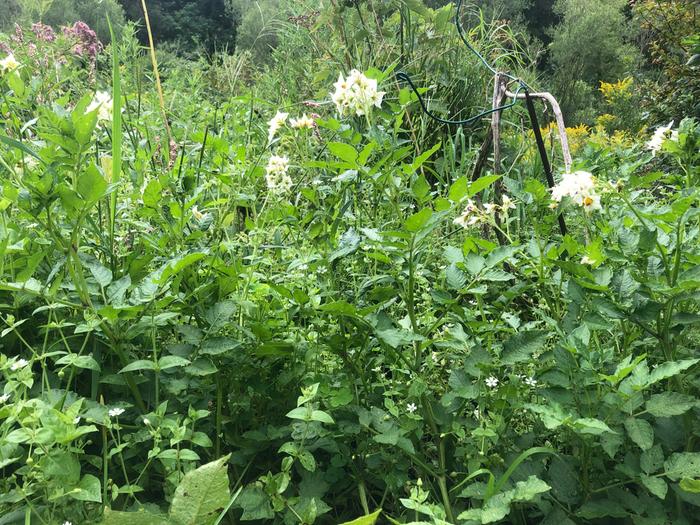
[62,21,103,60]
[32,22,56,43]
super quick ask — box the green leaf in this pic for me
[79,254,113,287]
[169,454,231,525]
[101,509,168,525]
[70,474,102,502]
[309,410,334,424]
[200,337,241,356]
[624,418,654,451]
[158,356,191,371]
[119,360,156,373]
[501,330,548,365]
[468,175,501,197]
[328,142,358,165]
[572,418,615,435]
[405,208,433,232]
[448,177,469,202]
[78,163,108,205]
[680,479,700,493]
[338,509,382,525]
[647,359,699,386]
[237,485,273,521]
[664,452,700,481]
[646,392,697,417]
[641,475,667,499]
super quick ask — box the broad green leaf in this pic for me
[339,509,382,525]
[572,418,615,435]
[70,474,102,503]
[169,454,231,525]
[641,475,667,499]
[468,175,501,197]
[236,485,273,521]
[119,360,156,373]
[624,418,654,450]
[309,410,334,424]
[328,142,358,165]
[78,163,108,205]
[501,330,548,365]
[158,356,191,370]
[646,392,697,417]
[448,177,468,203]
[680,479,700,493]
[101,509,168,525]
[647,359,699,386]
[664,452,700,481]
[405,208,433,232]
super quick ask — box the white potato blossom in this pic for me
[485,376,499,388]
[10,358,29,371]
[646,121,678,156]
[267,111,288,142]
[331,69,385,117]
[290,114,315,129]
[406,402,418,414]
[0,53,20,73]
[108,407,125,418]
[265,155,293,193]
[551,171,601,213]
[454,199,481,228]
[87,90,113,122]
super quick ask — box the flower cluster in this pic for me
[331,69,385,117]
[290,114,315,129]
[0,53,20,74]
[62,21,103,61]
[31,22,56,43]
[453,195,516,228]
[551,170,601,212]
[265,155,292,193]
[646,121,678,156]
[87,91,113,123]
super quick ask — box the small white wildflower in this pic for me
[267,111,288,142]
[63,522,73,525]
[524,377,538,387]
[646,121,677,156]
[10,358,29,371]
[108,407,125,418]
[551,170,601,212]
[191,205,204,221]
[0,53,20,73]
[485,376,499,388]
[580,255,595,265]
[86,90,113,122]
[483,202,498,215]
[406,402,418,414]
[501,194,516,210]
[453,199,481,228]
[290,114,315,129]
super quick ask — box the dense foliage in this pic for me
[0,1,699,524]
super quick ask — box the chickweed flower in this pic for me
[524,377,538,387]
[0,53,20,73]
[87,90,113,122]
[108,407,125,418]
[331,69,385,117]
[406,402,418,414]
[485,376,499,388]
[10,358,29,371]
[290,114,315,129]
[268,111,288,143]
